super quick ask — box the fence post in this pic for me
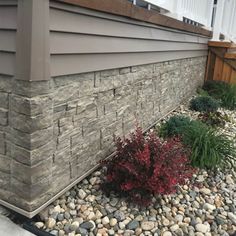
[212,0,225,41]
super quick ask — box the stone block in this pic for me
[69,158,78,179]
[11,176,52,201]
[122,117,136,136]
[53,84,80,106]
[70,131,83,148]
[56,136,70,150]
[0,171,10,190]
[59,122,74,135]
[0,154,10,173]
[0,92,9,109]
[11,158,52,185]
[53,72,94,88]
[101,69,119,77]
[142,81,154,95]
[0,108,8,126]
[131,65,140,72]
[76,96,97,115]
[52,166,71,189]
[57,126,81,144]
[11,126,53,150]
[115,85,132,99]
[76,159,92,179]
[84,130,100,145]
[13,80,53,98]
[0,75,12,93]
[104,100,117,115]
[9,110,53,133]
[72,131,100,159]
[97,90,114,104]
[101,134,115,151]
[119,67,131,74]
[78,77,96,97]
[53,147,71,165]
[53,104,67,113]
[82,118,104,137]
[11,141,54,166]
[66,100,78,111]
[116,105,132,119]
[96,76,114,92]
[0,132,5,155]
[10,94,52,116]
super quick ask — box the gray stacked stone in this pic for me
[8,79,54,211]
[0,56,207,213]
[0,75,12,205]
[51,56,207,209]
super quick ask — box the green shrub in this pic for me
[159,115,192,138]
[190,96,220,112]
[159,116,236,169]
[203,80,236,110]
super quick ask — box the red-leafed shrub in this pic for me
[101,127,195,205]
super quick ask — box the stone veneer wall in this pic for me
[0,56,206,213]
[0,75,12,205]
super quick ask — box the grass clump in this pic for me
[203,80,236,110]
[159,116,236,170]
[197,87,209,97]
[190,96,220,113]
[159,115,191,138]
[182,121,236,169]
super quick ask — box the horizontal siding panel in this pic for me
[0,6,17,30]
[50,8,208,44]
[0,52,15,76]
[0,30,16,52]
[0,0,17,6]
[50,32,207,54]
[51,50,207,77]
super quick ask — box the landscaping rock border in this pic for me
[28,101,236,235]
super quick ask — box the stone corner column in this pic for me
[8,0,54,213]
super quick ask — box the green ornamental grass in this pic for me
[159,115,236,170]
[203,80,236,110]
[182,121,236,169]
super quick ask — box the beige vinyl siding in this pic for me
[51,50,207,77]
[0,30,16,52]
[50,32,208,54]
[49,2,209,77]
[50,7,208,44]
[0,52,15,75]
[0,1,17,76]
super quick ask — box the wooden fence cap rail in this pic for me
[208,41,236,48]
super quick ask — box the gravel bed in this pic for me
[34,102,236,236]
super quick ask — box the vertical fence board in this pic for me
[230,70,236,84]
[222,63,232,82]
[213,56,223,81]
[206,51,216,81]
[207,42,236,85]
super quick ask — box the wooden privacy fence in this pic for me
[206,41,236,84]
